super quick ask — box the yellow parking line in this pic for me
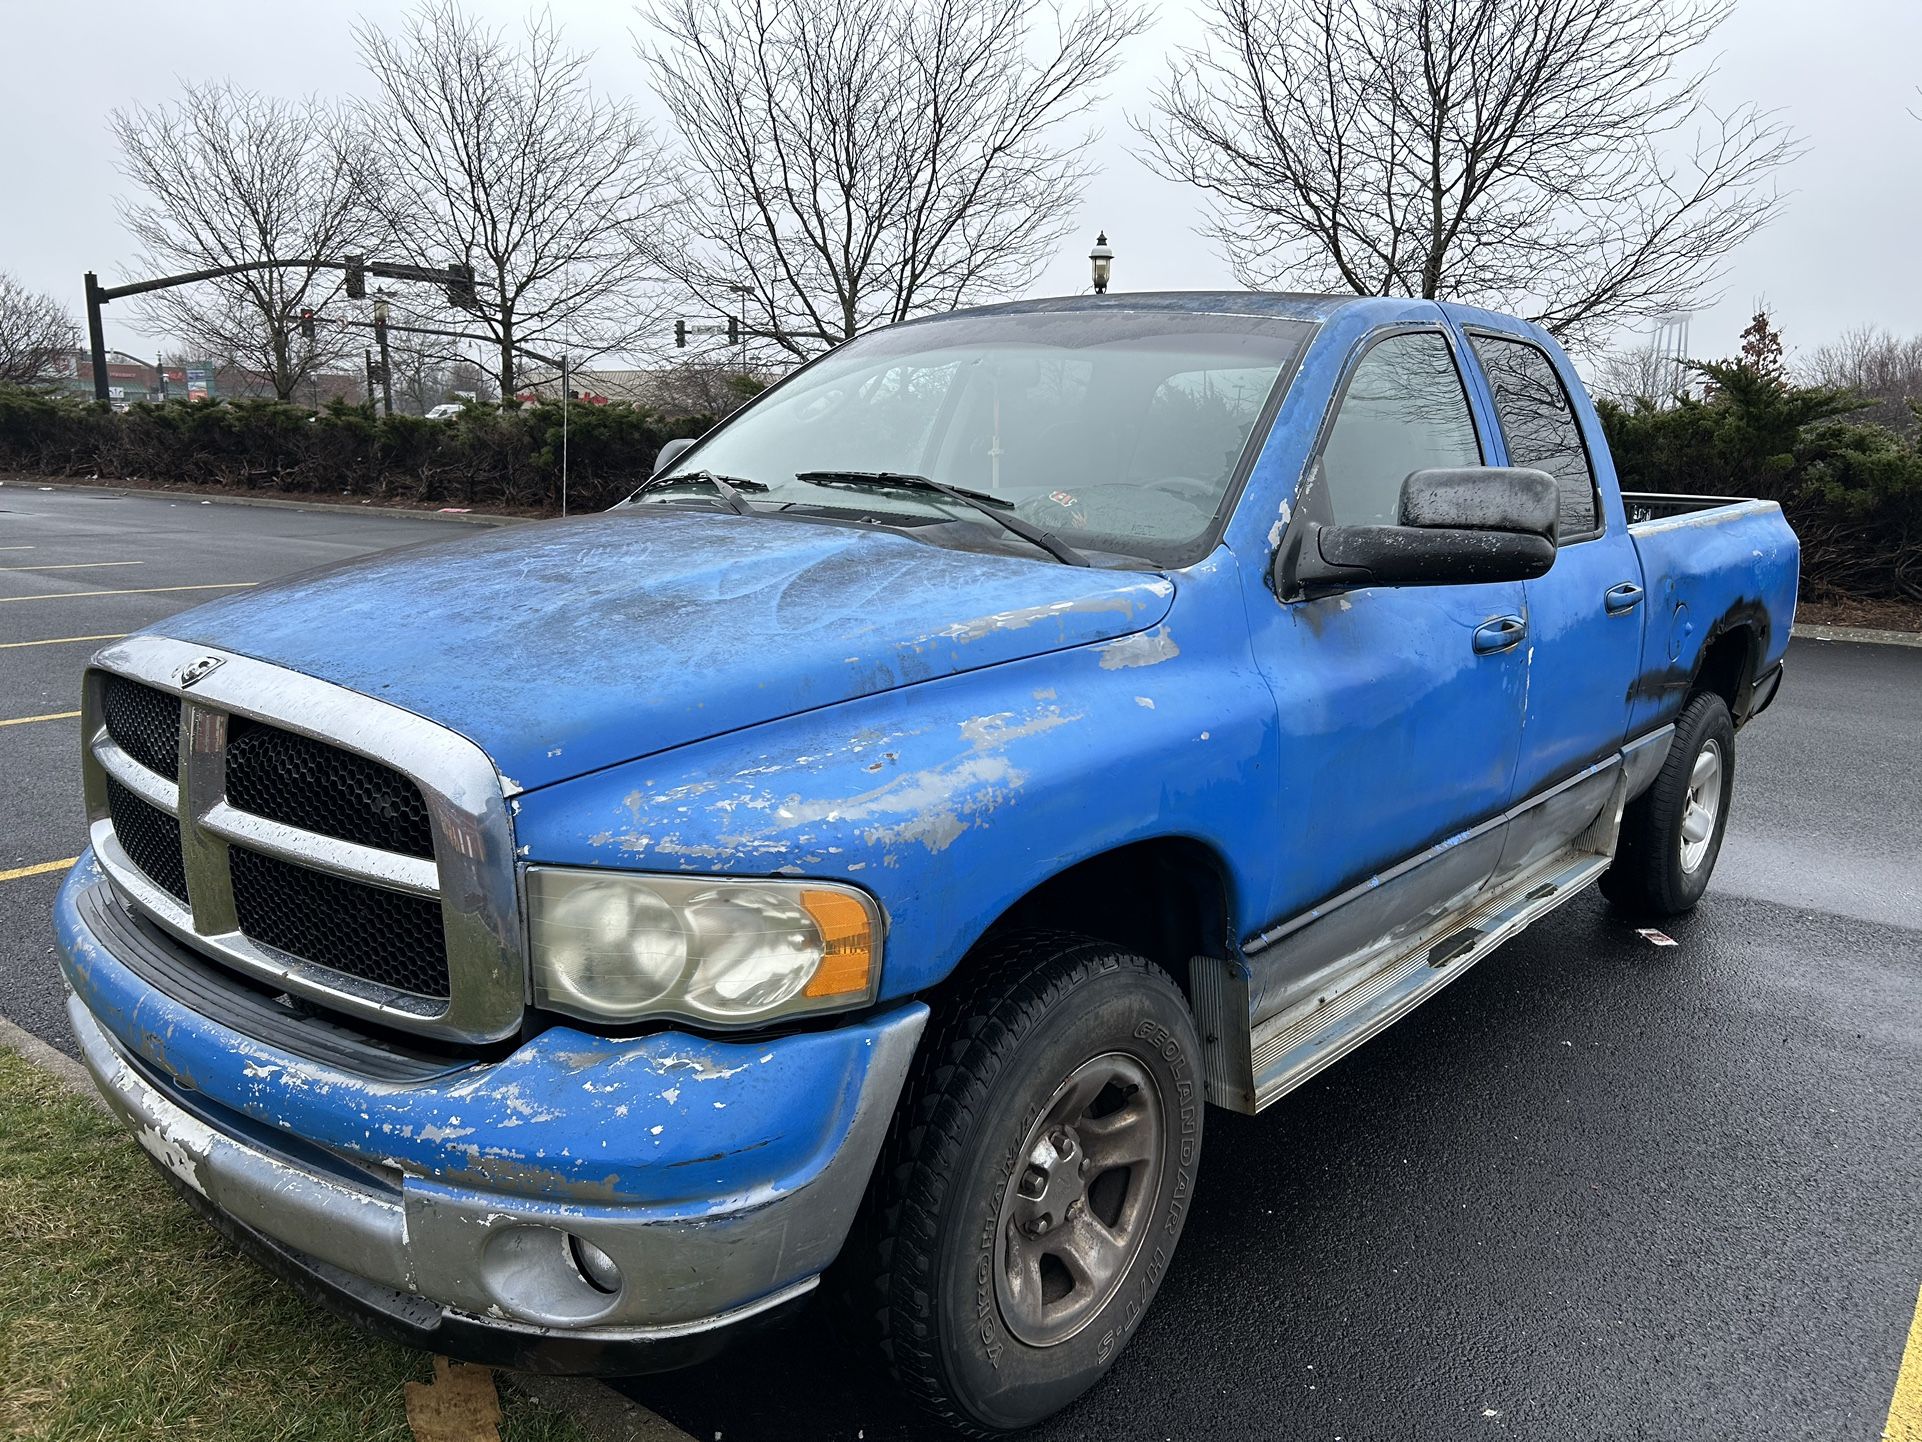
[0,560,143,572]
[0,711,80,728]
[1888,1285,1922,1442]
[0,857,77,884]
[0,633,127,651]
[0,582,256,603]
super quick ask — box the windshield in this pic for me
[625,309,1312,566]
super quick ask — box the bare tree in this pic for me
[111,82,376,401]
[0,273,80,387]
[357,3,672,397]
[1138,0,1796,347]
[387,330,452,416]
[1585,344,1687,407]
[1800,326,1922,434]
[639,0,1151,361]
[445,359,498,404]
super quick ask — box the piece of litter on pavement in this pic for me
[438,506,472,513]
[404,1356,501,1442]
[1635,927,1678,947]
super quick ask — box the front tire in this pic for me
[1602,691,1736,916]
[853,933,1203,1435]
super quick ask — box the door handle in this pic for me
[1473,615,1527,655]
[1605,582,1645,615]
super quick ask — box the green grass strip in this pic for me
[0,1049,587,1442]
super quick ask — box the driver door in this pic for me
[1242,326,1529,1007]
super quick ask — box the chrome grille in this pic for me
[103,676,180,777]
[103,774,188,904]
[227,718,435,858]
[81,638,524,1044]
[230,846,451,998]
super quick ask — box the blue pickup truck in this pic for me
[57,293,1797,1434]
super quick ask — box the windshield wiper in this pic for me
[632,470,768,516]
[794,470,1090,567]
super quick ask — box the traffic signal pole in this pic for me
[81,256,475,403]
[84,273,110,403]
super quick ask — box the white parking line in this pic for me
[0,633,128,651]
[0,582,257,603]
[0,561,144,572]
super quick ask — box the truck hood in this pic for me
[161,510,1175,792]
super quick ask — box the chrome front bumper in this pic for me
[58,857,927,1371]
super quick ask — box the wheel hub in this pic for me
[1679,738,1723,874]
[993,1052,1164,1348]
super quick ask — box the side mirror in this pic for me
[1281,466,1559,596]
[652,436,697,477]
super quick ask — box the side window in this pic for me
[1321,332,1482,527]
[1469,335,1600,539]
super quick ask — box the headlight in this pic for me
[527,867,881,1026]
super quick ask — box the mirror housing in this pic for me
[652,436,697,477]
[1280,466,1559,597]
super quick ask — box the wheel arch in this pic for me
[958,835,1238,1004]
[1690,621,1760,721]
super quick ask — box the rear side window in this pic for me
[1469,335,1600,539]
[1320,331,1482,527]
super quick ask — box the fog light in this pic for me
[569,1233,622,1294]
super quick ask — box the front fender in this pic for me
[512,552,1280,1001]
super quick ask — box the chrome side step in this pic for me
[1191,767,1626,1115]
[1244,847,1607,1110]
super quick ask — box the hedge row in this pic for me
[1597,361,1922,602]
[0,388,712,513]
[5,368,1917,599]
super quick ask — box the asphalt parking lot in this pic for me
[1,483,1916,1441]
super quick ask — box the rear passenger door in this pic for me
[1465,330,1642,804]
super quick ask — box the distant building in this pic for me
[43,351,363,409]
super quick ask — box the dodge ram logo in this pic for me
[174,656,224,689]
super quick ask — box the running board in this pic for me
[1242,847,1607,1110]
[1190,768,1625,1115]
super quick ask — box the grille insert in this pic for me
[105,775,188,904]
[230,846,450,999]
[103,676,180,779]
[226,719,434,859]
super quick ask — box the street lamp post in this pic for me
[1089,232,1114,295]
[372,289,394,416]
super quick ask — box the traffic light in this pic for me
[675,319,687,348]
[726,314,740,345]
[299,308,315,341]
[445,261,477,310]
[344,255,365,300]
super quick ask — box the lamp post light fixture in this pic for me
[1089,231,1113,294]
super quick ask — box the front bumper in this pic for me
[56,853,927,1372]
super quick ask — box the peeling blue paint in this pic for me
[56,853,926,1207]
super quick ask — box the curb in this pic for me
[0,1014,104,1112]
[503,1376,698,1442]
[0,1013,694,1442]
[3,477,527,527]
[1792,623,1922,650]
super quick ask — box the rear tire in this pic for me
[848,933,1203,1436]
[1602,691,1736,916]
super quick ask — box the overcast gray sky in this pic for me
[3,0,1917,367]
